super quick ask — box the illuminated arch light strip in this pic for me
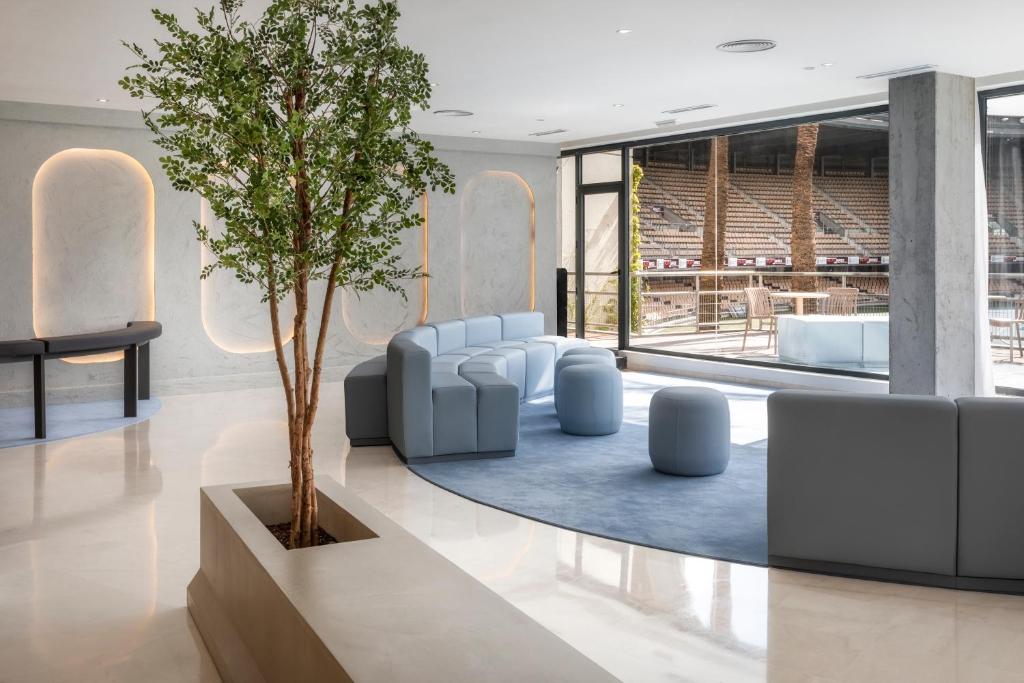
[460,171,537,316]
[199,198,296,353]
[341,193,430,344]
[32,148,155,364]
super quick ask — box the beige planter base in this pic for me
[188,477,613,683]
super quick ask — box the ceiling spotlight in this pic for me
[96,98,109,103]
[471,130,482,134]
[717,39,777,53]
[433,109,474,117]
[821,62,835,68]
[616,28,632,34]
[612,103,625,108]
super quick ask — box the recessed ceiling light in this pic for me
[616,28,632,34]
[856,64,937,80]
[96,98,109,103]
[612,103,625,108]
[662,103,716,115]
[717,39,777,53]
[471,130,482,134]
[821,62,835,68]
[655,119,676,127]
[433,109,474,117]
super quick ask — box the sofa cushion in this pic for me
[448,346,493,358]
[528,335,589,360]
[395,326,438,357]
[430,320,468,355]
[387,337,434,459]
[768,390,958,577]
[476,347,527,399]
[463,315,503,347]
[517,341,556,397]
[430,372,477,456]
[459,355,508,377]
[344,355,388,444]
[956,396,1024,579]
[432,354,470,374]
[500,312,544,340]
[461,372,519,453]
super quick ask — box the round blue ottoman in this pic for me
[648,387,730,476]
[556,364,623,436]
[563,346,616,362]
[554,353,616,410]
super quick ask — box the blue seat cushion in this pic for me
[448,346,493,358]
[463,315,503,347]
[461,372,519,453]
[500,312,544,340]
[528,335,589,360]
[517,341,556,397]
[432,354,470,374]
[430,372,477,455]
[475,347,527,400]
[430,320,468,355]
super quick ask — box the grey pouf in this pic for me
[554,353,616,410]
[648,387,730,476]
[556,364,623,436]
[562,346,617,362]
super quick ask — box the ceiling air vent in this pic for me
[856,65,937,80]
[529,128,568,137]
[662,104,716,115]
[432,109,474,117]
[654,119,677,127]
[716,39,776,53]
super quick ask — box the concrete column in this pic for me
[889,71,993,398]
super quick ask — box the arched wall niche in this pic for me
[460,171,536,317]
[32,148,155,363]
[341,194,429,344]
[199,198,296,353]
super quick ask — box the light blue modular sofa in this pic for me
[386,312,588,463]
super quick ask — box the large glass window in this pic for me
[983,91,1024,392]
[625,113,890,375]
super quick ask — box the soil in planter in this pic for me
[266,522,338,549]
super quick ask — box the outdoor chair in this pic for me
[742,287,777,351]
[823,287,859,316]
[990,299,1024,361]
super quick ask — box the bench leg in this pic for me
[124,344,138,418]
[138,342,150,401]
[33,355,46,439]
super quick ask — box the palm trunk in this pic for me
[699,136,729,324]
[790,124,819,294]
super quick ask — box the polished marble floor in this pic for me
[3,373,1024,682]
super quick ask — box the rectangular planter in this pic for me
[187,477,613,682]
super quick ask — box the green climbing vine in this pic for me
[630,163,645,334]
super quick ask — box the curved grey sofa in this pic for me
[386,312,588,463]
[768,389,1024,593]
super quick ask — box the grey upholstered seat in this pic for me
[528,334,589,360]
[554,353,615,400]
[563,346,616,362]
[956,396,1024,581]
[430,372,477,456]
[432,354,470,374]
[556,364,622,436]
[0,339,44,358]
[461,372,519,453]
[648,387,730,476]
[344,355,389,445]
[459,355,507,377]
[768,390,958,579]
[476,347,527,398]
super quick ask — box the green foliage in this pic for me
[629,164,644,334]
[120,0,455,302]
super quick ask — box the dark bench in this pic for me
[0,321,162,439]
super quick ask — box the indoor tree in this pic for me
[121,0,454,548]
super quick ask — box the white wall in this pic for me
[0,102,558,405]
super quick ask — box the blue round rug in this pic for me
[0,399,161,449]
[409,374,769,566]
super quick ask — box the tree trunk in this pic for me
[699,136,729,324]
[790,124,819,294]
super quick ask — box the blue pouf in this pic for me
[554,353,616,410]
[562,346,616,362]
[556,364,623,436]
[648,387,730,476]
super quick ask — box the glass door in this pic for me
[580,190,621,347]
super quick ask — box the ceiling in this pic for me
[2,0,1023,146]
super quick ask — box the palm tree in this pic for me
[790,124,819,294]
[699,136,729,324]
